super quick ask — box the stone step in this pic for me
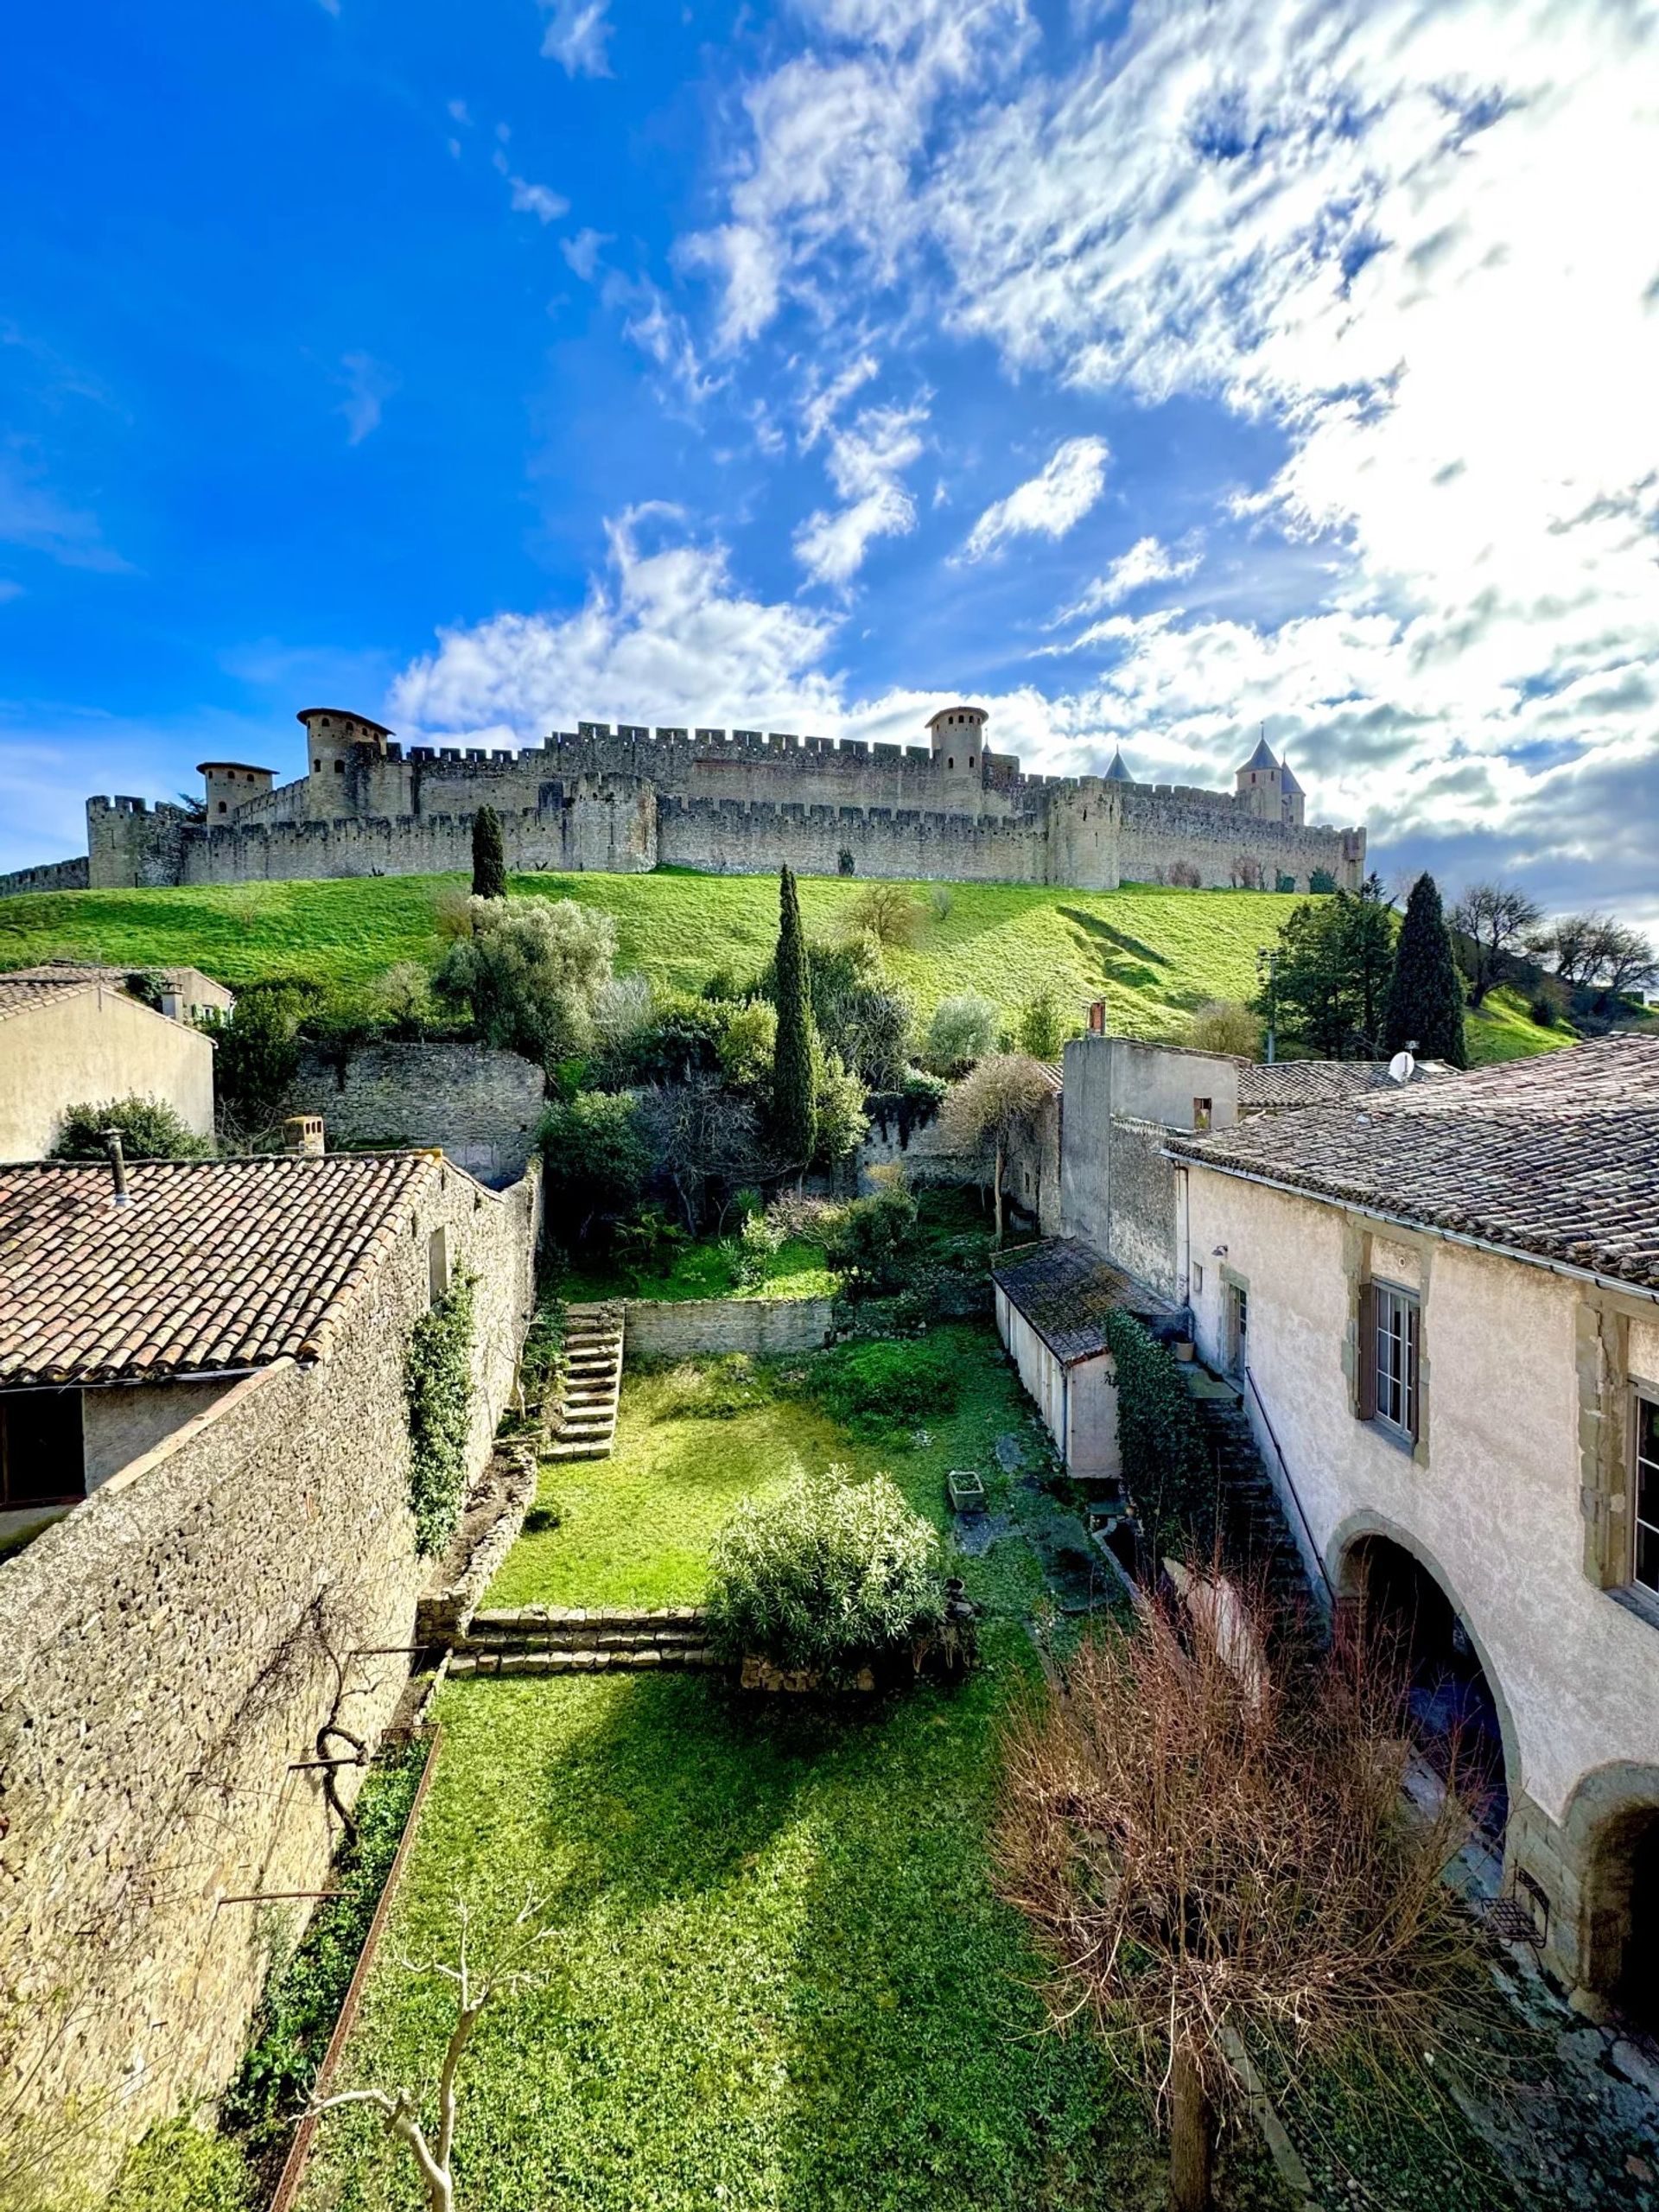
[546,1440,611,1462]
[448,1646,715,1678]
[463,1627,706,1659]
[471,1604,706,1637]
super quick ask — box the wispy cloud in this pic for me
[961,436,1109,562]
[1050,535,1203,626]
[491,147,569,225]
[794,398,928,588]
[540,0,613,78]
[337,353,398,446]
[0,449,130,572]
[561,227,612,282]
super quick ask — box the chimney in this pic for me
[100,1128,131,1206]
[1088,999,1107,1034]
[283,1114,326,1157]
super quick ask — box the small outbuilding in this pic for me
[0,964,221,1161]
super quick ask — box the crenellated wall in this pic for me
[5,721,1367,898]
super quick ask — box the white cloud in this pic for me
[540,0,613,78]
[447,99,472,126]
[508,176,569,225]
[561,227,612,282]
[794,399,927,586]
[798,353,880,448]
[1051,536,1203,627]
[960,435,1109,562]
[337,353,397,446]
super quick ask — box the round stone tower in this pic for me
[298,707,394,818]
[198,760,276,821]
[926,703,988,782]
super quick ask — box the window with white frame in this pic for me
[1371,1282,1420,1440]
[1635,1391,1659,1598]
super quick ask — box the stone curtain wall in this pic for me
[625,1294,836,1361]
[0,720,1364,897]
[289,1042,545,1187]
[0,1160,540,2190]
[0,854,90,897]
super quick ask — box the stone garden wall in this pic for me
[0,1161,540,2190]
[626,1294,836,1362]
[289,1041,545,1187]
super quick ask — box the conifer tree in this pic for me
[471,806,507,899]
[771,865,817,1166]
[1383,872,1466,1066]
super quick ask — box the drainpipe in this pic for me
[100,1128,130,1206]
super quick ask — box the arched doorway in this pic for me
[1577,1794,1659,2031]
[1340,1533,1509,1843]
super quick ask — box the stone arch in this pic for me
[1327,1509,1522,1835]
[1559,1762,1659,2022]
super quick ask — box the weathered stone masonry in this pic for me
[0,708,1365,898]
[0,1160,540,2185]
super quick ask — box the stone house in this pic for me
[1165,1036,1659,2025]
[0,1146,540,2183]
[0,965,219,1161]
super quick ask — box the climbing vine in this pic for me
[404,1273,476,1556]
[1103,1309,1215,1555]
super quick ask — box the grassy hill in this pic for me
[0,867,1574,1062]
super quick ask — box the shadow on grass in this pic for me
[1058,906,1175,996]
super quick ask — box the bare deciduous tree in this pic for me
[636,1077,759,1232]
[309,1894,552,2212]
[940,1052,1053,1247]
[995,1581,1492,2212]
[1450,881,1543,1007]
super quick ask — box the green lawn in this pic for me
[1461,984,1578,1065]
[0,867,1580,1065]
[296,1325,1251,2212]
[486,1320,1043,1613]
[559,1234,836,1307]
[0,868,1320,1036]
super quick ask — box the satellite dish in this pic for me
[1388,1050,1416,1085]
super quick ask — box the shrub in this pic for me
[925,992,999,1076]
[537,1092,650,1242]
[820,1185,920,1294]
[705,1465,945,1681]
[731,1205,783,1289]
[51,1095,213,1161]
[802,1336,957,1435]
[434,896,615,1064]
[658,1354,776,1420]
[847,881,925,949]
[1168,859,1203,889]
[1015,987,1072,1062]
[404,1274,475,1555]
[1176,999,1261,1058]
[208,981,308,1137]
[1103,1309,1211,1551]
[611,1205,689,1286]
[374,960,434,1038]
[1529,993,1556,1027]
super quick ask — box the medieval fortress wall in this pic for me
[0,707,1365,898]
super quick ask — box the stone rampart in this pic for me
[625,1294,836,1361]
[0,1160,541,2187]
[658,795,1049,882]
[289,1042,544,1187]
[0,854,90,897]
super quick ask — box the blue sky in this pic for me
[3,0,1656,925]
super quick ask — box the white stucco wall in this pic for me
[994,1288,1120,1479]
[1184,1165,1659,1828]
[0,988,216,1160]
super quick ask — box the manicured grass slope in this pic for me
[298,1331,1195,2212]
[0,868,1333,1038]
[1,867,1575,1059]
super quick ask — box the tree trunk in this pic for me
[993,1137,1004,1249]
[1167,2036,1214,2212]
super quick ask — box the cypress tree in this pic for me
[1383,872,1466,1067]
[471,805,507,899]
[772,865,817,1166]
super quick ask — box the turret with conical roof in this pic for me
[1236,731,1286,823]
[1278,753,1306,826]
[1104,747,1133,783]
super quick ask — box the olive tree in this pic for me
[434,896,616,1064]
[939,1052,1052,1246]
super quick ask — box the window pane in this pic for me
[1373,1286,1419,1440]
[1,1391,86,1505]
[1637,1395,1659,1596]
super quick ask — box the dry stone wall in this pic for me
[625,1294,835,1361]
[0,1160,540,2190]
[289,1042,544,1187]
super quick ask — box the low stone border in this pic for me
[414,1440,539,1646]
[624,1293,835,1363]
[266,1725,442,2212]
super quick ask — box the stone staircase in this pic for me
[1185,1373,1319,1625]
[447,1605,715,1677]
[547,1301,624,1462]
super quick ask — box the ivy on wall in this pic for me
[404,1273,476,1556]
[1103,1308,1215,1554]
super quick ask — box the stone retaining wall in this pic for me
[625,1294,836,1362]
[0,1161,540,2190]
[290,1040,545,1188]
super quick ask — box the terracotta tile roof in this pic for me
[992,1239,1179,1364]
[1237,1058,1455,1110]
[0,973,106,1024]
[1170,1036,1659,1291]
[0,1154,437,1386]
